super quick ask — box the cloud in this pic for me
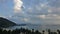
[14,0,23,13]
[1,0,60,24]
[48,0,60,7]
[12,0,60,24]
[21,18,29,22]
[37,15,46,19]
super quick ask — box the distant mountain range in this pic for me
[0,17,16,28]
[0,17,60,29]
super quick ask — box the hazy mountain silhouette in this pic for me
[0,17,16,28]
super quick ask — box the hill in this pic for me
[0,17,16,28]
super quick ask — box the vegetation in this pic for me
[0,17,60,34]
[0,17,16,28]
[0,28,60,34]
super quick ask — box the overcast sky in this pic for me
[0,0,60,24]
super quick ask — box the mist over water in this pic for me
[7,24,60,31]
[0,0,60,33]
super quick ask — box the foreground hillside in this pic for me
[0,17,16,28]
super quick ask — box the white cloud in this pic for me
[21,18,29,22]
[37,15,46,19]
[1,0,60,24]
[14,0,23,13]
[48,9,52,13]
[27,7,33,13]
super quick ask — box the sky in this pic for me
[0,0,60,24]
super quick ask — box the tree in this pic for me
[35,30,41,34]
[57,29,60,34]
[42,30,45,34]
[48,29,51,34]
[7,30,11,34]
[3,30,8,34]
[0,28,3,34]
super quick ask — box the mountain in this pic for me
[17,24,27,26]
[0,17,16,28]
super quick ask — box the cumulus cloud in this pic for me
[14,0,23,13]
[1,0,60,24]
[12,0,60,24]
